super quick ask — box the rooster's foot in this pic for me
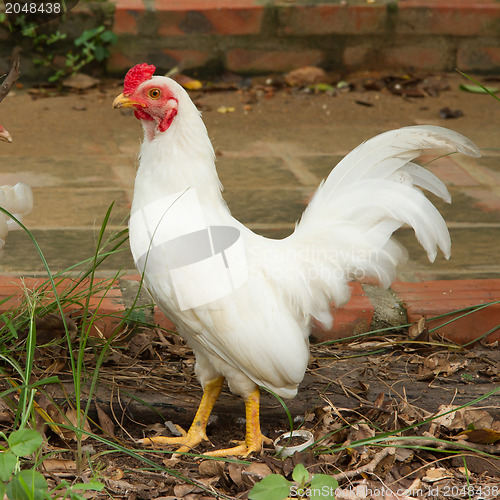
[137,424,208,454]
[204,433,272,457]
[137,377,224,454]
[205,388,271,457]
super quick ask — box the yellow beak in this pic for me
[112,93,145,109]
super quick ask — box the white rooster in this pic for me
[113,64,480,457]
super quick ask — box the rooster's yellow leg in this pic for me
[138,376,224,453]
[204,387,272,457]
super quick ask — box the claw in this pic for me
[138,430,208,454]
[137,381,270,458]
[137,377,223,454]
[204,388,271,457]
[204,432,272,458]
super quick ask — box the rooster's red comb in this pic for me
[123,63,156,95]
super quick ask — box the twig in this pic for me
[0,54,20,104]
[386,437,500,455]
[332,447,396,481]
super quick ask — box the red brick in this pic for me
[155,11,187,36]
[200,7,263,35]
[111,0,145,35]
[162,49,213,69]
[392,279,500,344]
[397,3,500,36]
[113,10,142,35]
[156,3,264,36]
[107,51,136,75]
[154,306,176,331]
[343,46,374,70]
[153,0,262,9]
[277,4,386,35]
[457,46,500,72]
[380,45,451,71]
[311,283,374,342]
[111,0,144,9]
[226,49,323,74]
[0,277,126,339]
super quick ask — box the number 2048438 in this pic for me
[4,2,62,15]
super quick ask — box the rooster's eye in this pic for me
[148,88,161,99]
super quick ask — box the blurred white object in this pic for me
[0,182,33,248]
[0,125,12,143]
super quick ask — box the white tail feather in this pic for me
[269,126,480,327]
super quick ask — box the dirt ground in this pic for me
[0,69,499,499]
[0,311,498,500]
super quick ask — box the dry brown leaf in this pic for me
[227,463,244,489]
[64,408,91,441]
[285,66,328,87]
[335,480,370,499]
[199,459,224,477]
[42,459,77,473]
[105,468,125,480]
[34,403,65,438]
[242,463,272,487]
[457,428,500,444]
[62,73,99,90]
[408,317,428,341]
[105,479,140,492]
[403,478,422,496]
[128,332,155,358]
[95,401,115,437]
[395,447,413,462]
[0,398,12,423]
[430,404,457,429]
[173,483,199,497]
[348,423,375,442]
[422,467,453,482]
[433,405,494,432]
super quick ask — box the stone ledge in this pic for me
[1,275,498,345]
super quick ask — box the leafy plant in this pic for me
[50,26,117,83]
[0,427,103,499]
[0,428,46,500]
[0,13,117,84]
[249,463,338,500]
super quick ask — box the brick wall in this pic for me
[1,0,500,80]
